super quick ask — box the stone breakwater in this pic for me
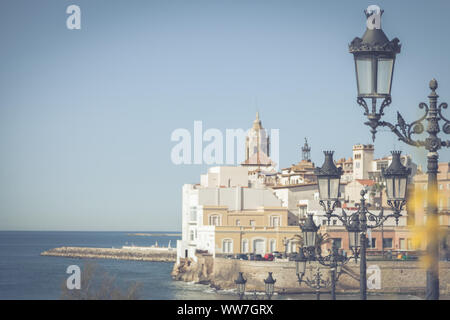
[41,246,176,262]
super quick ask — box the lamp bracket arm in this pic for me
[438,102,450,136]
[357,97,369,115]
[378,118,424,147]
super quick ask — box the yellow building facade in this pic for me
[202,205,301,255]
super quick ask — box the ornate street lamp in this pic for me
[349,6,401,141]
[347,218,362,260]
[382,151,411,215]
[264,272,276,300]
[296,220,349,300]
[300,214,319,248]
[235,272,246,300]
[235,272,276,300]
[349,6,450,300]
[315,150,410,300]
[295,248,307,277]
[314,151,343,215]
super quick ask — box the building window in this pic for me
[223,239,233,253]
[190,207,197,221]
[242,239,249,253]
[332,219,337,226]
[383,238,393,248]
[369,238,376,248]
[250,220,255,227]
[332,238,342,249]
[236,219,241,226]
[377,161,388,171]
[355,162,360,168]
[298,205,307,218]
[271,216,280,227]
[290,241,296,253]
[209,215,220,226]
[399,238,406,250]
[190,230,195,241]
[270,239,276,253]
[355,154,361,160]
[322,219,328,226]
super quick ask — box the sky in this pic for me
[1,0,450,231]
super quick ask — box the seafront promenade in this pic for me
[41,246,176,262]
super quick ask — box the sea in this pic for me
[0,231,429,300]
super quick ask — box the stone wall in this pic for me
[209,258,450,295]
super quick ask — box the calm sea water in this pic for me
[0,231,431,300]
[0,231,237,300]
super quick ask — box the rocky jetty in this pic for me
[41,246,176,262]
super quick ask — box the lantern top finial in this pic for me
[315,151,342,177]
[301,214,319,233]
[264,272,276,284]
[349,6,401,54]
[382,151,411,177]
[235,272,247,285]
[430,79,438,91]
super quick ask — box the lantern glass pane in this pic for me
[306,231,316,247]
[349,231,360,248]
[265,283,274,296]
[356,58,373,95]
[296,260,306,274]
[386,177,394,199]
[398,177,407,199]
[318,177,329,200]
[329,177,340,199]
[377,58,394,94]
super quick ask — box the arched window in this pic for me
[223,239,233,253]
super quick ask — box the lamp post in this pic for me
[349,6,449,300]
[235,272,247,300]
[264,272,276,300]
[314,151,410,300]
[296,214,348,300]
[235,272,276,300]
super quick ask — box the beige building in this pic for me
[203,205,300,255]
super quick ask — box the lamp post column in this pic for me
[426,81,440,300]
[360,232,367,300]
[330,266,336,300]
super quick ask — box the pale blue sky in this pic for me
[1,0,450,231]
